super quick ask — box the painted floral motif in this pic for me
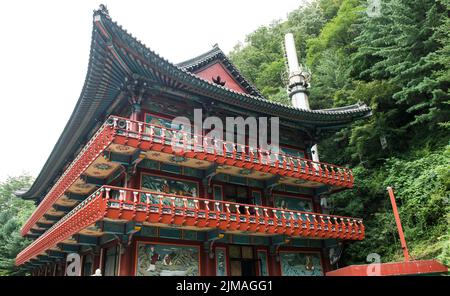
[170,155,187,163]
[215,248,227,276]
[93,163,113,170]
[115,145,131,152]
[136,243,199,276]
[75,183,92,189]
[280,252,323,276]
[238,169,252,176]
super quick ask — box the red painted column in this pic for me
[93,249,103,275]
[119,245,133,276]
[199,245,216,276]
[268,253,280,276]
[129,101,142,132]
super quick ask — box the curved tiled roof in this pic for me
[17,8,371,202]
[177,45,263,97]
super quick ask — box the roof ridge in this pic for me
[176,45,223,68]
[175,45,264,97]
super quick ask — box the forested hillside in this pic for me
[230,0,450,265]
[0,176,34,275]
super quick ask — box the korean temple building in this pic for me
[15,6,375,276]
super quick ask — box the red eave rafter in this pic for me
[16,186,364,266]
[20,124,115,236]
[16,190,106,266]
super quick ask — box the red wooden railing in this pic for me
[16,186,364,266]
[102,186,363,240]
[109,116,354,187]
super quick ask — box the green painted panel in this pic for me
[182,230,198,241]
[291,238,322,248]
[232,235,251,245]
[140,226,158,237]
[248,178,264,188]
[251,236,269,245]
[158,228,182,239]
[229,175,247,185]
[214,174,227,182]
[160,163,182,174]
[213,185,223,201]
[183,167,203,178]
[252,191,262,205]
[139,159,159,170]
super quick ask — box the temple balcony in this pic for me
[16,186,364,266]
[21,115,354,237]
[108,116,354,189]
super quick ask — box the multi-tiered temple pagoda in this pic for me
[15,6,372,276]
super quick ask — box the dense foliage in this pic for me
[0,175,35,275]
[230,0,449,265]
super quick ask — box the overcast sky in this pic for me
[0,0,304,182]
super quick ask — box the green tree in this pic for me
[353,0,449,131]
[0,175,35,275]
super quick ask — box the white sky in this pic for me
[0,0,303,182]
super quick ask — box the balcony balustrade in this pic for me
[109,116,354,187]
[16,186,364,266]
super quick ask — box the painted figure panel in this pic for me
[136,243,199,276]
[141,174,198,207]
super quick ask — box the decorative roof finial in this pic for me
[94,4,110,18]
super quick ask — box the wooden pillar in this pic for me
[129,101,142,133]
[119,243,134,276]
[321,249,331,274]
[200,243,216,276]
[268,253,280,276]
